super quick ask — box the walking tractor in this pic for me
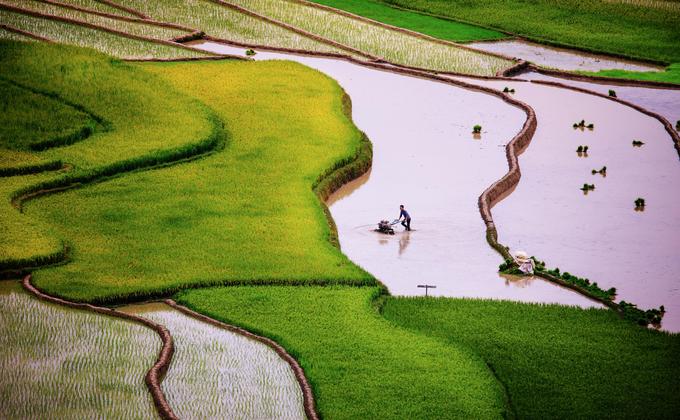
[376,219,399,235]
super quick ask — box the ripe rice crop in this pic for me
[0,41,219,269]
[5,0,189,40]
[226,0,511,75]
[123,303,305,419]
[0,281,159,419]
[114,0,346,54]
[0,9,205,58]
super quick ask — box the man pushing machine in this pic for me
[398,204,411,231]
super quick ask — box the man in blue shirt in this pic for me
[398,204,411,231]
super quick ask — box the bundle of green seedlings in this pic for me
[580,183,595,191]
[502,86,515,93]
[573,119,594,129]
[634,197,646,208]
[632,139,645,147]
[591,166,606,175]
[576,145,589,153]
[245,48,256,56]
[472,124,482,133]
[608,89,617,97]
[499,257,664,327]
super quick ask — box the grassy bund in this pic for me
[2,17,679,418]
[382,0,680,83]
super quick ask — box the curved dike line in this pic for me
[21,275,179,420]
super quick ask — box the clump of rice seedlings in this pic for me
[0,282,159,418]
[576,145,589,155]
[472,124,482,133]
[4,0,188,40]
[123,303,305,419]
[114,0,346,55]
[573,119,594,129]
[634,197,645,210]
[225,0,512,76]
[0,9,205,58]
[675,120,679,131]
[632,139,645,147]
[245,48,256,56]
[608,89,617,97]
[580,183,595,191]
[591,166,606,176]
[503,87,515,93]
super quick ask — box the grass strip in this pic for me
[305,0,505,42]
[383,296,680,419]
[175,285,511,419]
[384,0,680,64]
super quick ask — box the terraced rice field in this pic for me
[225,0,512,75]
[121,302,305,419]
[0,8,204,58]
[113,0,346,54]
[3,0,189,40]
[0,281,159,419]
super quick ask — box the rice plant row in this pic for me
[0,281,160,419]
[49,0,140,17]
[123,303,305,419]
[4,0,189,40]
[113,0,346,55]
[0,9,205,58]
[224,0,512,76]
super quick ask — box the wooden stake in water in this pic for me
[417,284,436,297]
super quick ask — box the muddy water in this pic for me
[468,40,661,72]
[522,71,680,127]
[120,302,305,420]
[450,76,680,331]
[192,40,600,308]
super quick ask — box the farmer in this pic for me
[398,204,411,231]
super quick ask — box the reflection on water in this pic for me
[398,231,411,256]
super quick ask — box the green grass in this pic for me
[49,0,139,17]
[175,286,510,419]
[382,297,680,419]
[586,63,680,85]
[0,280,160,418]
[307,0,505,42]
[0,41,220,269]
[24,57,372,302]
[0,78,95,152]
[227,0,511,76]
[385,0,680,65]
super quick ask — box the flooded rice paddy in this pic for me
[0,280,159,419]
[193,40,601,308]
[449,76,680,330]
[120,302,305,420]
[467,39,662,72]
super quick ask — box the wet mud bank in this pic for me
[450,76,680,331]
[191,40,602,308]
